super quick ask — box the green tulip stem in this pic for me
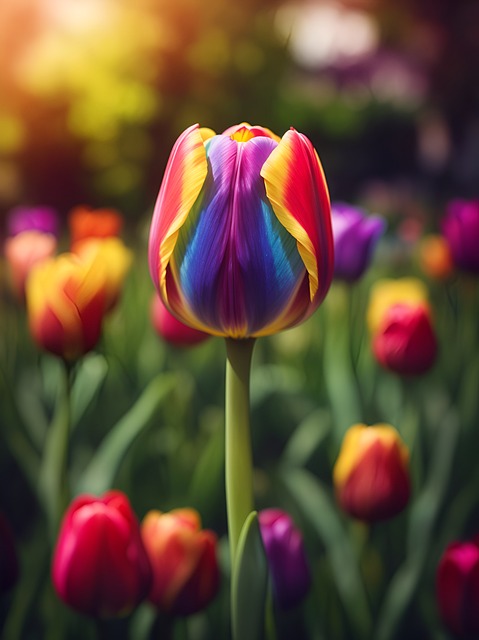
[41,358,73,540]
[225,337,256,568]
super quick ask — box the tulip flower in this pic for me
[0,512,19,594]
[150,294,210,347]
[436,538,479,638]
[26,253,108,360]
[333,423,411,522]
[148,122,333,339]
[6,205,60,238]
[441,199,479,274]
[52,491,152,617]
[4,230,57,300]
[331,202,386,282]
[367,277,437,376]
[69,205,124,249]
[141,508,220,616]
[258,509,311,610]
[372,302,437,375]
[418,234,454,280]
[73,237,133,312]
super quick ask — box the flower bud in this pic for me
[141,508,220,616]
[26,253,108,360]
[333,424,411,522]
[372,303,437,376]
[148,122,333,338]
[367,278,437,376]
[331,202,385,282]
[150,294,210,347]
[436,539,479,638]
[52,491,152,618]
[441,199,479,274]
[258,508,311,610]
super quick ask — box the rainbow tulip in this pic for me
[26,253,108,360]
[148,122,333,338]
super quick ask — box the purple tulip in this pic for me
[259,509,311,610]
[6,206,60,238]
[441,199,479,274]
[331,202,386,282]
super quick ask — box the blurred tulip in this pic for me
[436,538,479,638]
[141,508,220,616]
[73,237,132,312]
[333,423,411,522]
[441,199,479,274]
[418,234,454,280]
[331,202,385,282]
[149,122,333,338]
[258,508,311,610]
[6,205,60,238]
[26,253,107,360]
[367,277,430,335]
[4,230,57,300]
[52,491,152,618]
[69,205,124,249]
[0,512,19,594]
[372,303,438,375]
[366,276,437,375]
[150,294,210,347]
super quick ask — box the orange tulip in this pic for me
[141,508,220,616]
[69,206,124,249]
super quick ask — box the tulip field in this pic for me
[1,2,479,639]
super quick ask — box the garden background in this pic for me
[1,0,479,638]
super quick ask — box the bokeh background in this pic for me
[1,1,479,639]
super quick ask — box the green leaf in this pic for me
[70,353,108,430]
[77,373,176,495]
[281,468,372,640]
[281,408,331,468]
[231,511,269,640]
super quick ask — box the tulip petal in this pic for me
[148,124,210,301]
[261,128,333,303]
[170,135,306,337]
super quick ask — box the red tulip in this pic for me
[437,539,479,637]
[52,491,152,617]
[372,303,437,376]
[333,423,411,522]
[141,508,220,616]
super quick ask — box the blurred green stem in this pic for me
[225,338,256,568]
[40,359,73,540]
